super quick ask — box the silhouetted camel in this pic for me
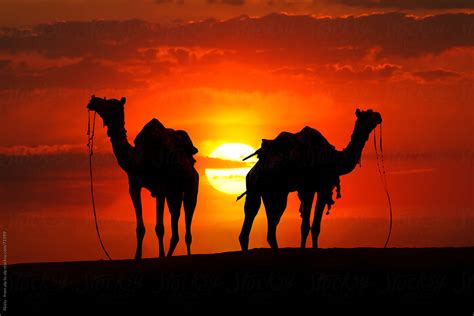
[239,109,382,250]
[87,96,199,259]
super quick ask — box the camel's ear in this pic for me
[120,97,126,105]
[356,108,361,118]
[91,94,95,99]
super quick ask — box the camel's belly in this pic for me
[257,167,336,193]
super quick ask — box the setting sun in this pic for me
[2,1,473,267]
[205,143,257,195]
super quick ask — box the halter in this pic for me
[374,123,393,248]
[87,110,112,261]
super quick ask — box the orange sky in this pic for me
[0,1,473,263]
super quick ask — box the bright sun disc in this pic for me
[205,143,257,195]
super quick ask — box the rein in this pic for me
[374,123,393,248]
[87,110,112,261]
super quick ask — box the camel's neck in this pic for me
[107,123,134,172]
[338,122,372,175]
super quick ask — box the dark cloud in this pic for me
[208,0,246,5]
[412,69,461,81]
[329,64,401,81]
[0,13,472,91]
[1,13,472,62]
[0,58,146,90]
[0,152,114,181]
[0,152,122,212]
[154,0,184,4]
[157,12,474,60]
[329,0,474,9]
[273,63,402,82]
[0,19,156,60]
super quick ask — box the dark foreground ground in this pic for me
[7,248,474,313]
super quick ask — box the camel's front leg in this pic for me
[311,193,327,249]
[166,190,183,257]
[239,191,261,251]
[298,190,315,249]
[262,191,288,251]
[130,185,145,260]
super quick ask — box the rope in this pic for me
[374,123,393,248]
[87,110,112,261]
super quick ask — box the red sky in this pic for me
[0,0,473,263]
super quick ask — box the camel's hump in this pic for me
[298,126,335,150]
[133,118,166,148]
[134,118,198,156]
[260,126,335,153]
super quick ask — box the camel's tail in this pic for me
[236,191,247,201]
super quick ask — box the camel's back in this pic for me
[134,118,198,157]
[258,126,335,161]
[296,126,335,152]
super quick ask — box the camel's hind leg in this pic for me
[238,190,261,251]
[166,190,183,257]
[311,193,327,249]
[183,170,199,255]
[298,190,315,249]
[262,191,288,250]
[155,192,166,258]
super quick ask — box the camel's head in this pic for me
[355,108,382,134]
[87,95,126,128]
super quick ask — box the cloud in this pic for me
[164,12,474,60]
[328,64,402,81]
[1,13,472,63]
[387,168,435,175]
[0,144,84,156]
[328,0,474,9]
[0,19,156,60]
[0,151,115,180]
[0,13,471,92]
[208,0,246,5]
[0,151,125,213]
[0,58,147,90]
[412,69,461,82]
[273,63,402,82]
[154,0,185,4]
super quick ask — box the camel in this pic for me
[87,95,199,259]
[238,109,382,250]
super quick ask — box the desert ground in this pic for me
[8,247,474,313]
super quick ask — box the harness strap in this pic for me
[87,110,112,261]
